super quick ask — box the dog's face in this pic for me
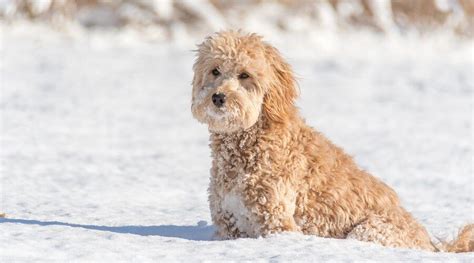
[191,31,297,133]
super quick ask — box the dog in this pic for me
[190,30,473,252]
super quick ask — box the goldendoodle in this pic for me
[191,30,472,252]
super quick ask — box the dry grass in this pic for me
[1,0,472,37]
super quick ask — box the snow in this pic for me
[0,23,473,261]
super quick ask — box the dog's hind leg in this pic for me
[346,212,436,251]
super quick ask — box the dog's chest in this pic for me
[210,131,264,236]
[212,156,261,236]
[220,189,258,235]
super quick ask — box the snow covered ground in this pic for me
[1,24,473,261]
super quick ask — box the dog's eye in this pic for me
[211,68,220,76]
[238,72,250,79]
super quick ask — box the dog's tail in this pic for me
[435,224,474,253]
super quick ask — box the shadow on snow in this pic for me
[0,218,215,241]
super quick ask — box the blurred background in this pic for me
[1,0,473,40]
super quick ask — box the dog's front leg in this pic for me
[243,179,299,237]
[211,210,246,239]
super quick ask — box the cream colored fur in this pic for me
[191,30,473,253]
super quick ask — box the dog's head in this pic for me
[191,30,298,133]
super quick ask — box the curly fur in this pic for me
[191,30,473,253]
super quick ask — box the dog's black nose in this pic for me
[212,93,226,107]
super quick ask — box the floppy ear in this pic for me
[191,43,208,90]
[262,44,298,123]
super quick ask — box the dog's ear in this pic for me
[262,44,298,123]
[192,44,207,90]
